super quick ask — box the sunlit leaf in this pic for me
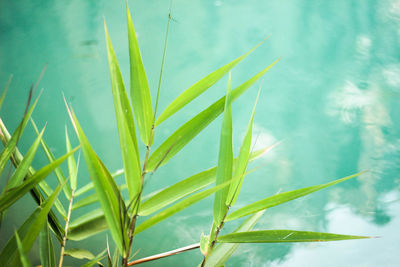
[0,93,40,175]
[135,177,239,235]
[126,4,153,146]
[205,211,264,267]
[64,248,95,260]
[0,147,78,212]
[200,233,209,256]
[156,38,268,126]
[213,74,233,226]
[66,106,129,256]
[105,21,142,201]
[31,118,72,199]
[217,230,370,243]
[74,168,123,197]
[146,59,280,172]
[65,126,78,191]
[226,172,366,222]
[6,126,45,189]
[226,89,260,207]
[39,224,56,267]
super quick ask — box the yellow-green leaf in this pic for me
[226,172,366,222]
[65,126,78,191]
[156,38,268,126]
[39,224,56,267]
[146,59,280,172]
[213,74,233,226]
[67,107,129,256]
[217,230,370,243]
[105,21,142,201]
[127,5,153,146]
[226,89,260,207]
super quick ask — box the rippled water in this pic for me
[1,0,400,266]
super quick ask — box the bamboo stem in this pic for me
[128,243,200,266]
[58,190,75,267]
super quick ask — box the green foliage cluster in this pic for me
[0,4,370,267]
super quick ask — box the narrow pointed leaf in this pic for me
[64,248,95,260]
[68,209,108,241]
[39,224,56,267]
[74,168,124,197]
[147,59,279,172]
[205,211,264,267]
[0,75,12,111]
[72,184,127,211]
[213,74,233,225]
[105,22,142,201]
[217,230,370,243]
[226,90,260,206]
[6,126,45,189]
[139,147,274,216]
[15,232,32,267]
[127,5,153,145]
[156,39,267,126]
[8,180,66,266]
[0,94,40,175]
[67,107,128,255]
[226,172,366,222]
[65,127,78,191]
[0,147,78,212]
[0,208,40,266]
[81,250,107,267]
[135,177,239,235]
[31,118,72,199]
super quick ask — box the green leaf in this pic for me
[8,180,66,266]
[74,168,124,197]
[72,184,128,211]
[0,208,40,266]
[226,89,260,207]
[66,106,129,256]
[0,146,78,212]
[65,126,78,191]
[6,126,45,189]
[68,209,108,241]
[134,177,238,235]
[81,250,107,267]
[139,167,216,216]
[15,232,32,267]
[156,38,267,126]
[226,171,366,222]
[64,248,95,260]
[0,75,12,111]
[146,59,280,172]
[31,118,72,200]
[217,230,370,243]
[0,93,40,175]
[139,147,273,217]
[213,74,233,226]
[39,224,56,267]
[200,233,210,256]
[126,5,153,146]
[205,211,264,267]
[105,21,142,201]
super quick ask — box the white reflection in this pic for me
[270,192,400,267]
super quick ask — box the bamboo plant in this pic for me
[0,3,372,267]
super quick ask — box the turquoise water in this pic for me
[1,0,400,266]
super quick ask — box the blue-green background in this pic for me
[1,0,400,266]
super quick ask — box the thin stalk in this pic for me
[58,189,75,267]
[128,243,200,266]
[152,0,173,123]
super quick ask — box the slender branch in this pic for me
[58,190,75,267]
[152,0,173,124]
[128,243,199,266]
